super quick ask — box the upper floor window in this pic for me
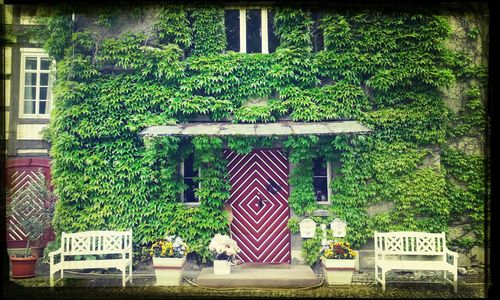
[313,157,331,204]
[181,153,200,205]
[19,49,53,118]
[224,8,278,54]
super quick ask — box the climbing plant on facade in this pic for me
[38,3,488,263]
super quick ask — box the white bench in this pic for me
[374,231,458,293]
[49,230,133,287]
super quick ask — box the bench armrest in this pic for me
[445,248,458,267]
[49,249,62,258]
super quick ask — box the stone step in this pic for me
[196,264,320,288]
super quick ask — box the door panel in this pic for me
[223,149,291,263]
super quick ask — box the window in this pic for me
[224,8,278,54]
[313,157,331,204]
[19,49,53,118]
[181,153,200,204]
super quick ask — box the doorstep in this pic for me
[196,264,320,288]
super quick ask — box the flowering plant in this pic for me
[150,235,189,258]
[320,240,357,259]
[208,234,240,261]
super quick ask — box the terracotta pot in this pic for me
[10,256,38,279]
[30,246,45,258]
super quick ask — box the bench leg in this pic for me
[382,270,386,292]
[129,265,133,284]
[50,271,54,287]
[453,271,457,293]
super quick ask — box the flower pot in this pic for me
[323,258,356,285]
[30,246,45,258]
[152,257,186,286]
[213,259,231,275]
[10,256,38,279]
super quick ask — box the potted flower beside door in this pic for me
[150,235,189,286]
[320,240,358,285]
[209,234,240,275]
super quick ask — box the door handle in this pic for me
[257,196,268,209]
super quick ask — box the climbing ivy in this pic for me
[38,3,488,263]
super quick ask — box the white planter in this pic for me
[213,259,231,275]
[152,256,186,286]
[323,258,356,285]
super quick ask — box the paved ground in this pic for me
[4,259,491,299]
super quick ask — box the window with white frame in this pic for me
[224,8,279,54]
[181,153,200,204]
[313,157,331,204]
[19,49,54,117]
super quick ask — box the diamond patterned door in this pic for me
[223,149,291,263]
[5,158,54,248]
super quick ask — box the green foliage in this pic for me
[301,228,323,266]
[191,7,226,56]
[40,5,487,258]
[287,217,300,234]
[153,5,192,50]
[441,147,488,245]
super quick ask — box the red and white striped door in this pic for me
[5,158,54,248]
[223,149,291,263]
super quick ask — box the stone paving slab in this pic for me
[196,265,320,287]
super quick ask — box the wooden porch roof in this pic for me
[139,121,372,136]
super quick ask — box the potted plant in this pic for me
[7,175,55,279]
[149,235,189,286]
[208,234,240,275]
[320,240,358,285]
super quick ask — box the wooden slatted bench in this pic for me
[374,231,458,293]
[49,230,133,287]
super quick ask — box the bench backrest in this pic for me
[61,230,133,256]
[374,231,446,256]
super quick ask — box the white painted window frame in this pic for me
[314,159,332,205]
[226,7,270,54]
[180,160,201,206]
[19,48,54,119]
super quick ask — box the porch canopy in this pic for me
[139,121,371,136]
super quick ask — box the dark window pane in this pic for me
[25,58,37,70]
[313,157,327,176]
[24,87,36,100]
[246,9,261,53]
[313,177,328,201]
[312,12,324,52]
[225,10,240,52]
[268,10,279,53]
[24,101,36,114]
[41,59,51,70]
[39,101,47,114]
[40,73,49,86]
[184,153,198,177]
[25,73,37,85]
[40,87,48,100]
[184,178,198,202]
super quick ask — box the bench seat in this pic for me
[377,260,456,272]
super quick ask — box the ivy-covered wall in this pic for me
[38,3,489,264]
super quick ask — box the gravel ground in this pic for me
[4,260,491,299]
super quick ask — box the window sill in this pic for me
[317,201,331,205]
[183,202,200,206]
